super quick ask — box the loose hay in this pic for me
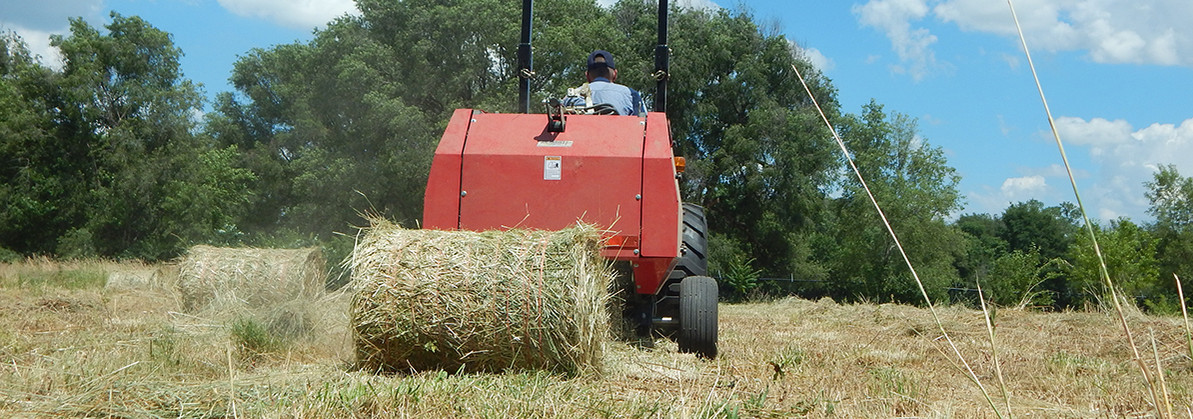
[177,245,326,312]
[349,220,614,374]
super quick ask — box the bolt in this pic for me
[460,191,467,197]
[635,194,642,200]
[633,249,640,255]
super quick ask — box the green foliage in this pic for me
[954,213,1009,282]
[231,317,279,360]
[823,102,964,304]
[1001,200,1079,260]
[56,228,97,260]
[721,256,762,300]
[0,15,252,260]
[981,248,1060,307]
[1146,164,1193,285]
[1068,218,1161,308]
[16,268,107,289]
[0,247,19,263]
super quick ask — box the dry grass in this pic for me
[2,259,1192,417]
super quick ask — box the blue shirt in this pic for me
[567,77,644,116]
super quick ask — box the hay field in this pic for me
[1,260,1192,417]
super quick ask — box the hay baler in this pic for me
[420,0,717,358]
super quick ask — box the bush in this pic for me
[0,247,20,263]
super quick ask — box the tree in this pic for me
[0,15,253,260]
[954,212,1009,282]
[823,101,964,304]
[0,32,61,255]
[667,6,839,279]
[1067,218,1160,309]
[1000,199,1078,260]
[1145,164,1193,284]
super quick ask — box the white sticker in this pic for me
[544,156,562,180]
[537,141,573,147]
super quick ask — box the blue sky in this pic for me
[3,0,1191,223]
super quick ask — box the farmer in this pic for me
[564,50,644,116]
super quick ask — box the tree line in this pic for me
[2,0,1190,310]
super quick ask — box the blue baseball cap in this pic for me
[587,50,616,70]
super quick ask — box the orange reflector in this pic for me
[604,235,640,249]
[674,156,686,173]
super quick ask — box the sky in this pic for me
[2,0,1191,223]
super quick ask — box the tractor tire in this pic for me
[670,203,708,280]
[678,275,718,359]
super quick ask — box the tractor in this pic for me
[420,0,717,358]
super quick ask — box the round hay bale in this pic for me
[349,220,614,374]
[177,245,326,312]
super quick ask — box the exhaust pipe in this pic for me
[518,0,533,113]
[654,0,669,114]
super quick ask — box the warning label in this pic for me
[544,156,562,180]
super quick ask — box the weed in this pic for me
[17,268,106,289]
[769,346,804,380]
[231,317,279,363]
[149,326,182,366]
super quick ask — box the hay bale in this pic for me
[177,245,326,312]
[349,220,614,374]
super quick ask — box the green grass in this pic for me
[10,267,107,289]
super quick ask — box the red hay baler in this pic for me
[421,110,716,358]
[419,0,716,358]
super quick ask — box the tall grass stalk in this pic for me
[1177,274,1193,365]
[977,280,1013,418]
[1006,0,1163,416]
[791,63,1003,418]
[228,346,239,419]
[1151,329,1174,418]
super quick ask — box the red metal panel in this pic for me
[632,257,673,295]
[422,109,474,229]
[458,113,645,236]
[639,112,681,260]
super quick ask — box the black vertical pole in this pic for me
[654,0,669,114]
[518,0,533,113]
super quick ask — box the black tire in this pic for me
[670,203,708,280]
[678,275,718,359]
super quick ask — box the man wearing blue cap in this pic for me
[564,50,644,116]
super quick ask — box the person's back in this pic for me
[564,50,643,116]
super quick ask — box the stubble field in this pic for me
[1,259,1190,418]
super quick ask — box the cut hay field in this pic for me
[2,260,1191,418]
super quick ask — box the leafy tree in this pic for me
[1145,164,1193,285]
[1000,199,1078,260]
[1,15,253,260]
[662,6,838,279]
[1067,218,1160,309]
[954,212,1009,282]
[981,248,1060,307]
[824,101,964,304]
[0,32,61,255]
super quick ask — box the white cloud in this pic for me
[216,0,359,30]
[1,24,64,69]
[856,0,1193,78]
[1001,175,1047,196]
[852,0,938,81]
[933,0,1193,67]
[792,42,835,72]
[0,0,102,69]
[1054,116,1132,148]
[1051,116,1193,221]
